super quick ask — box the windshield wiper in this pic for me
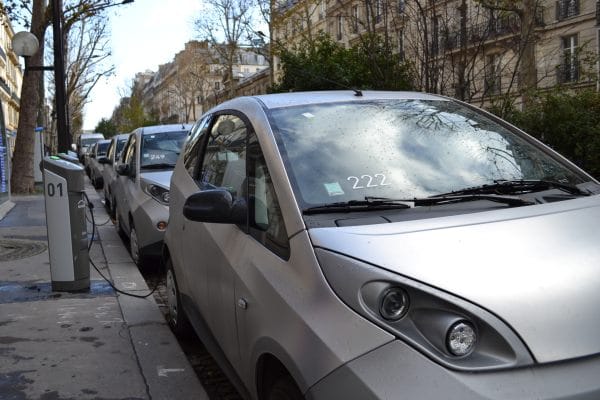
[434,179,590,197]
[303,194,533,215]
[141,163,176,170]
[303,198,411,215]
[413,194,533,207]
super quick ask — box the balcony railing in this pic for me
[0,78,10,95]
[556,0,579,21]
[442,18,518,51]
[484,75,501,95]
[556,61,580,84]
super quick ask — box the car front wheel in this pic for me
[267,375,303,400]
[166,258,192,337]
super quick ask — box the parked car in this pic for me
[101,133,130,216]
[113,124,191,268]
[76,132,104,162]
[88,139,111,189]
[83,142,96,177]
[164,91,600,400]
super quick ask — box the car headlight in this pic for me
[316,249,533,371]
[379,287,409,321]
[447,321,476,356]
[145,184,170,205]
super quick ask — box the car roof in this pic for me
[135,124,192,136]
[232,90,447,110]
[80,133,105,138]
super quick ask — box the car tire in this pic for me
[165,258,193,337]
[109,195,117,219]
[129,223,147,269]
[266,375,303,400]
[114,203,125,237]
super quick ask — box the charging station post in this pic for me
[42,156,89,291]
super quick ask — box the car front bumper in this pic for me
[308,340,600,400]
[131,197,169,257]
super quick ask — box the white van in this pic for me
[76,132,105,162]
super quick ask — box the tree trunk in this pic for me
[519,0,537,108]
[11,0,47,194]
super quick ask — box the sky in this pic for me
[82,0,203,130]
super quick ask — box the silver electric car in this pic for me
[101,133,129,216]
[164,91,600,400]
[113,124,191,268]
[88,139,111,189]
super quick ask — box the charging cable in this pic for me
[83,192,159,299]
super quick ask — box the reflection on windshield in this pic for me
[269,100,585,206]
[140,131,187,168]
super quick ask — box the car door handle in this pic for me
[237,298,248,310]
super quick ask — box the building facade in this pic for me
[0,11,23,205]
[137,41,269,124]
[271,0,600,108]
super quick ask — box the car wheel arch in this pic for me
[255,350,305,400]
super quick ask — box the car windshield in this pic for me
[140,130,187,168]
[269,100,588,207]
[116,138,127,156]
[82,138,101,146]
[97,142,110,156]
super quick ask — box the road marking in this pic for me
[157,366,185,377]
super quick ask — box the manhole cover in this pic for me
[0,239,47,262]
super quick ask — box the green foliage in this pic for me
[94,118,117,137]
[272,32,413,93]
[117,95,158,132]
[499,89,600,179]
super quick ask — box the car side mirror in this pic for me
[183,189,247,225]
[116,163,130,176]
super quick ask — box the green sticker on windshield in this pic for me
[324,182,344,196]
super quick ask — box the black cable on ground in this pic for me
[83,192,159,299]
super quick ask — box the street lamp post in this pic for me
[52,0,70,154]
[12,0,135,154]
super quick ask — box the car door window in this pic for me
[124,134,137,176]
[106,140,115,162]
[184,115,212,178]
[248,133,290,259]
[199,115,247,200]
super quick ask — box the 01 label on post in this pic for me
[43,169,75,281]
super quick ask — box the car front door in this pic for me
[115,133,137,234]
[189,113,251,371]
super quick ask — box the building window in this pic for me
[431,15,440,56]
[375,0,382,23]
[337,15,343,40]
[559,34,579,83]
[485,54,502,94]
[214,81,221,90]
[319,0,326,20]
[352,5,359,33]
[397,0,405,15]
[398,30,404,60]
[556,0,579,20]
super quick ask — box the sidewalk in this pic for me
[0,182,208,399]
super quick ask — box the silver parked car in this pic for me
[164,91,600,400]
[113,124,191,268]
[102,133,129,216]
[88,139,111,189]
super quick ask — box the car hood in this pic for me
[139,170,173,188]
[309,195,600,364]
